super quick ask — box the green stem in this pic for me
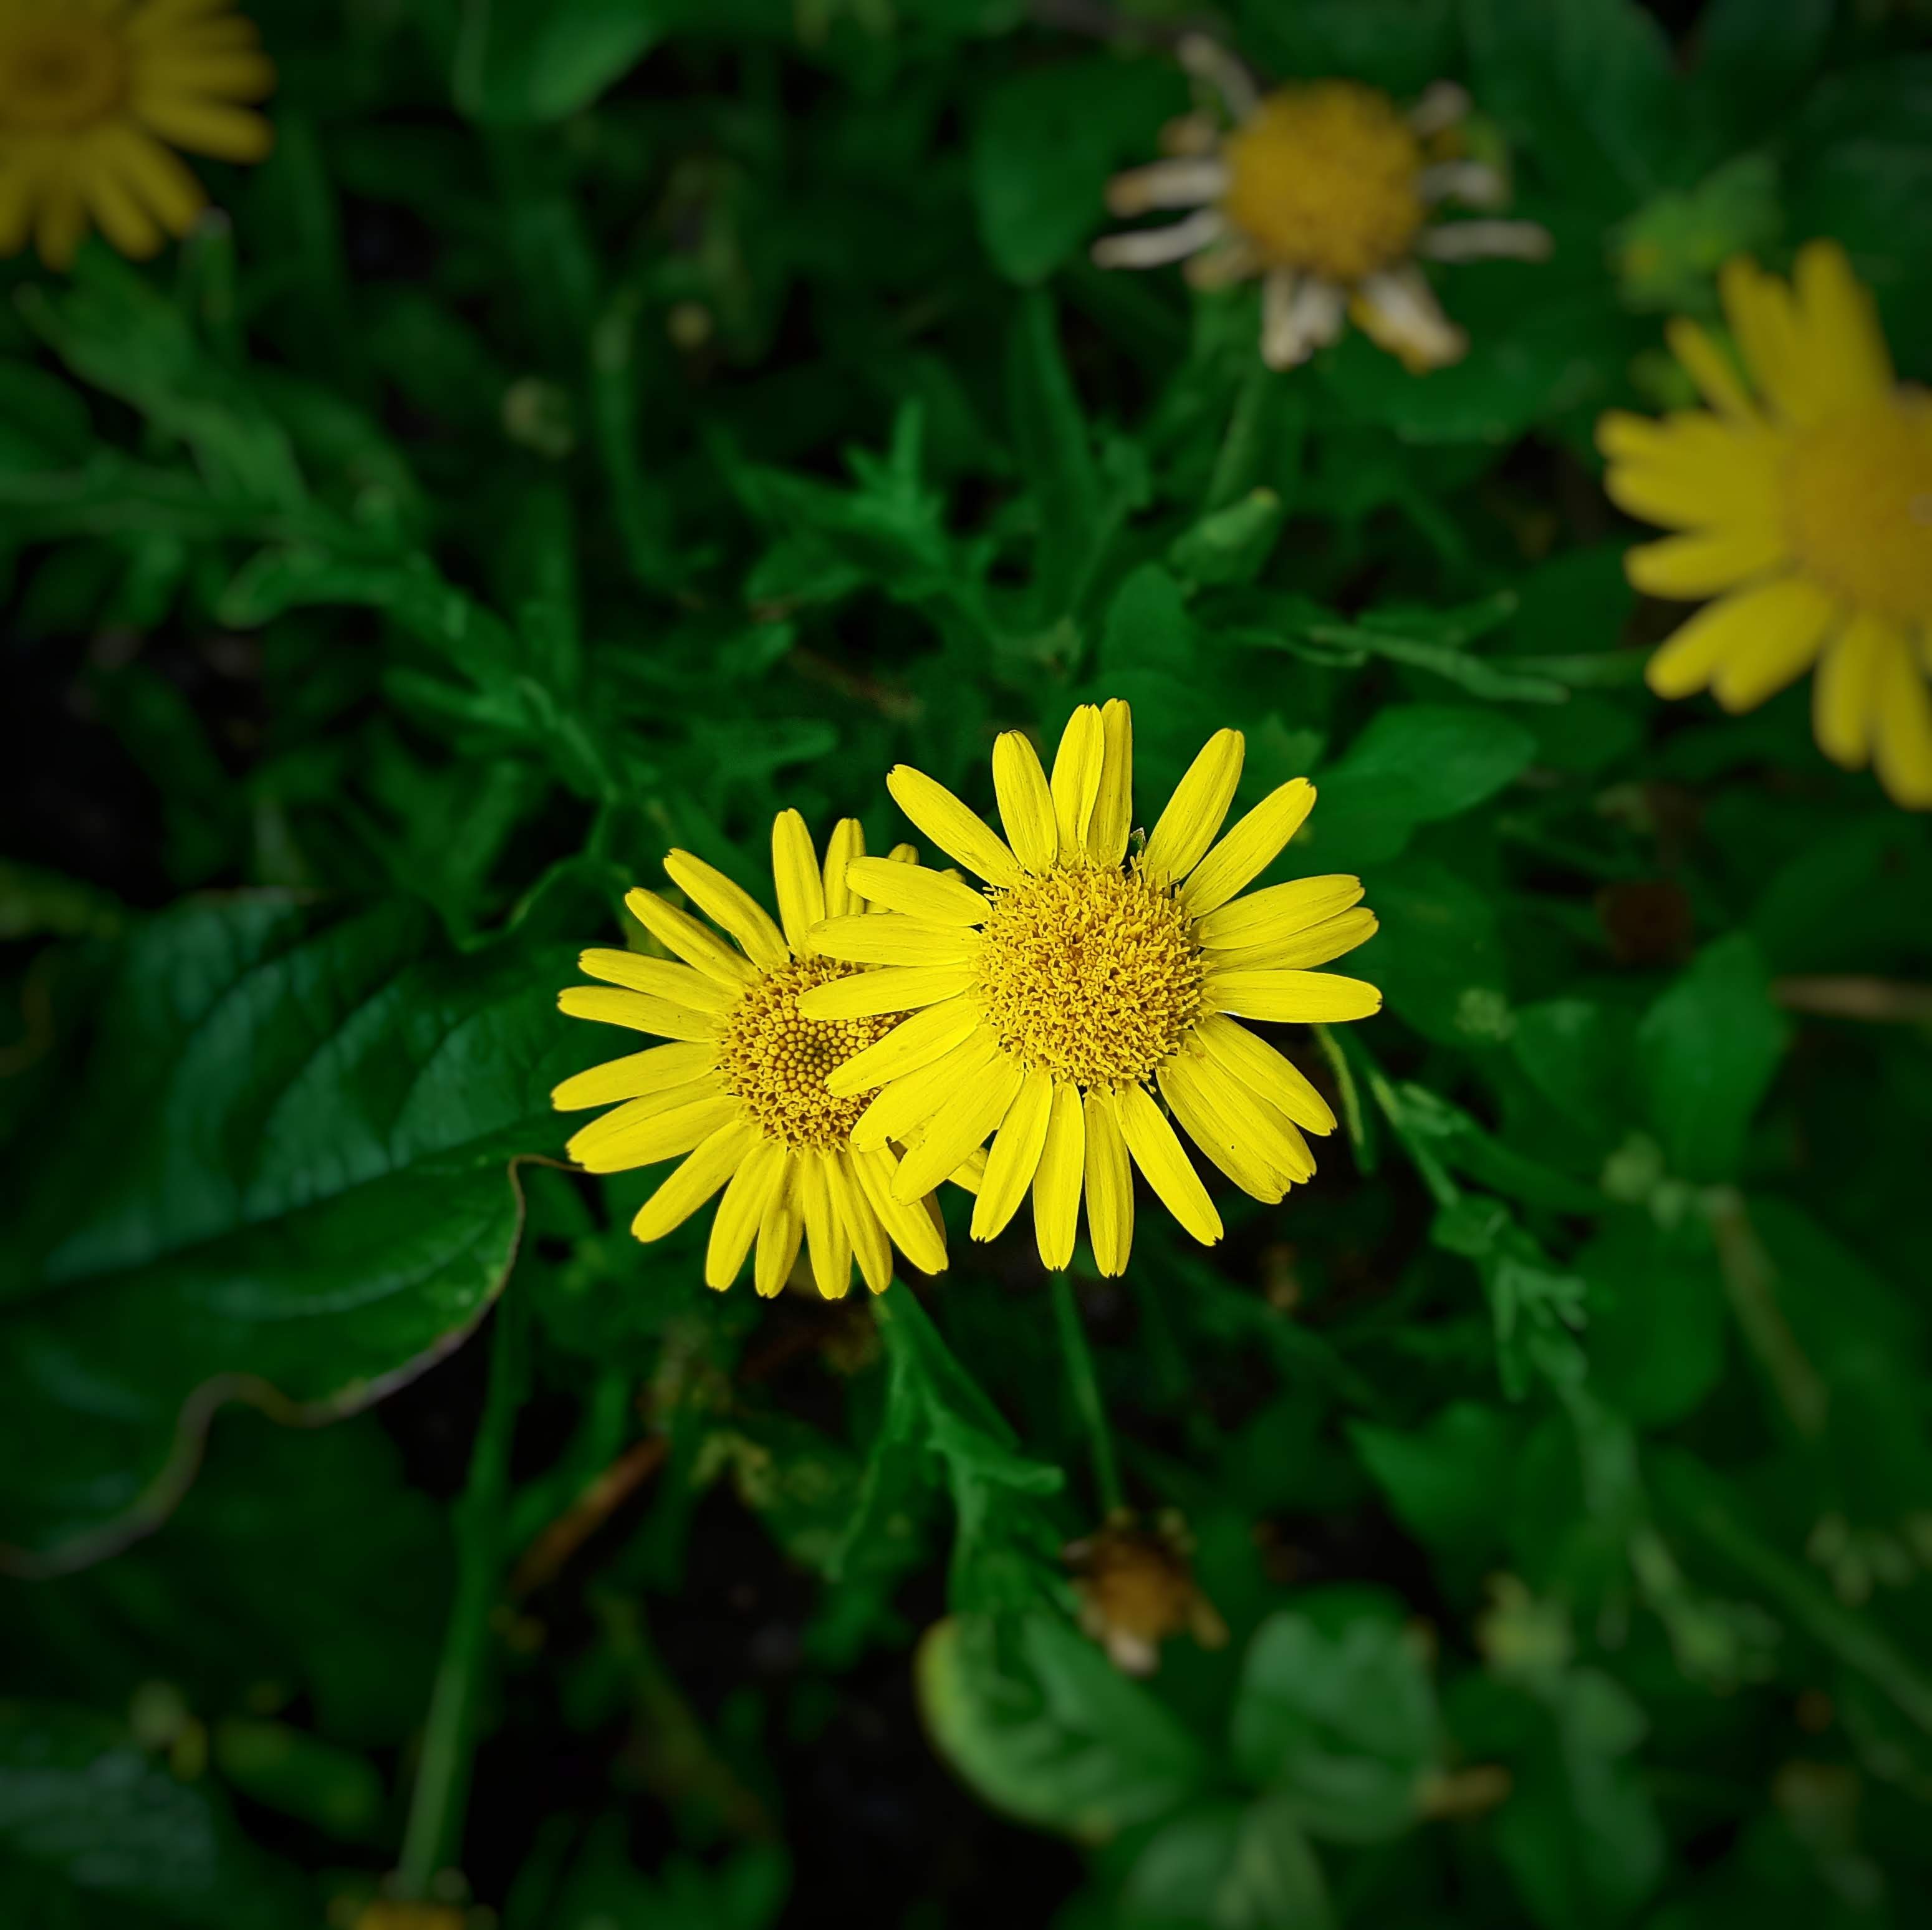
[1050,1271,1124,1518]
[395,1291,527,1899]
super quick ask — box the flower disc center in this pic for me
[1219,82,1426,284]
[1785,395,1932,625]
[0,22,126,133]
[717,957,896,1151]
[976,866,1203,1091]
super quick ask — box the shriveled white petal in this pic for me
[1418,160,1507,209]
[1105,157,1229,215]
[1417,220,1552,263]
[1261,269,1347,372]
[1092,208,1226,270]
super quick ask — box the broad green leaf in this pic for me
[916,1612,1209,1843]
[1574,1222,1724,1429]
[454,0,678,125]
[1352,856,1512,1049]
[0,895,577,1569]
[0,1702,307,1928]
[1686,0,1834,151]
[1509,999,1634,1151]
[972,58,1184,284]
[1229,1595,1441,1841]
[1636,934,1790,1182]
[1350,1402,1521,1553]
[1118,1791,1335,1930]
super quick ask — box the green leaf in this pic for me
[972,57,1183,284]
[1229,1596,1440,1841]
[210,1720,384,1844]
[1118,1791,1335,1930]
[1636,934,1790,1182]
[1352,857,1512,1049]
[1304,706,1537,867]
[1509,999,1634,1153]
[454,0,674,125]
[915,1611,1209,1843]
[1687,0,1833,150]
[1350,1402,1521,1553]
[1574,1222,1725,1429]
[0,895,577,1569]
[0,1702,308,1928]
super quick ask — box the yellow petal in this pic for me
[1206,906,1379,973]
[1089,698,1135,867]
[891,1055,1024,1201]
[1872,628,1932,810]
[35,178,88,273]
[821,817,865,919]
[810,915,978,968]
[1791,239,1894,415]
[827,996,985,1098]
[1083,1089,1134,1278]
[624,888,758,987]
[137,49,278,103]
[567,1090,739,1174]
[1193,1013,1336,1136]
[1143,729,1244,884]
[557,985,716,1042]
[79,139,164,259]
[797,1154,852,1300]
[753,1159,804,1296]
[1032,1081,1086,1271]
[1156,1050,1287,1202]
[1598,410,1782,531]
[552,1039,716,1112]
[1048,705,1105,863]
[993,731,1059,872]
[706,1138,787,1290]
[1209,968,1383,1024]
[1625,524,1787,600]
[851,1030,1001,1151]
[949,1147,988,1195]
[829,1151,893,1294]
[771,809,825,955]
[662,851,789,970]
[852,1145,949,1275]
[577,948,738,1014]
[1167,1049,1314,1192]
[971,1069,1055,1241]
[1665,317,1757,420]
[1812,610,1890,771]
[798,962,978,1020]
[630,1120,756,1242]
[130,94,274,164]
[1115,1082,1222,1248]
[1180,779,1317,915]
[1645,574,1832,704]
[844,857,988,926]
[887,766,1022,886]
[1196,875,1364,950]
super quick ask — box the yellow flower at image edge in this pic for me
[0,0,274,270]
[1599,239,1932,808]
[554,814,949,1300]
[800,702,1382,1278]
[1092,37,1549,373]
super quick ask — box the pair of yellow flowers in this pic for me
[554,711,1383,1299]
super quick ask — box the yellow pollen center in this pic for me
[1219,81,1426,284]
[715,957,896,1152]
[0,21,127,133]
[976,866,1202,1091]
[1784,395,1932,625]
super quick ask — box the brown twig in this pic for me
[1773,977,1932,1025]
[506,1435,667,1600]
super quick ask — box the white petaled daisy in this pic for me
[795,702,1382,1278]
[1092,34,1550,373]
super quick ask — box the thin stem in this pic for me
[1050,1270,1125,1518]
[395,1291,527,1899]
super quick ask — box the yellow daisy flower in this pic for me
[797,702,1381,1278]
[1598,239,1932,808]
[554,813,949,1300]
[1092,35,1549,372]
[0,0,275,271]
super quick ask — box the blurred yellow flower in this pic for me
[1092,35,1549,372]
[554,813,948,1300]
[1600,240,1932,809]
[0,0,274,271]
[800,702,1380,1278]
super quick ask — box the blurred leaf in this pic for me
[1117,1790,1334,1930]
[0,1702,307,1928]
[1637,934,1790,1183]
[1351,1402,1521,1554]
[1229,1593,1441,1841]
[916,1612,1209,1844]
[211,1720,383,1843]
[454,0,675,125]
[0,896,576,1568]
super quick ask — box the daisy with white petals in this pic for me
[554,814,948,1300]
[798,702,1382,1278]
[1092,34,1549,372]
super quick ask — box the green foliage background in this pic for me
[4,0,1932,1923]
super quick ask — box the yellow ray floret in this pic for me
[1598,239,1932,809]
[0,0,276,270]
[553,813,948,1300]
[800,702,1382,1278]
